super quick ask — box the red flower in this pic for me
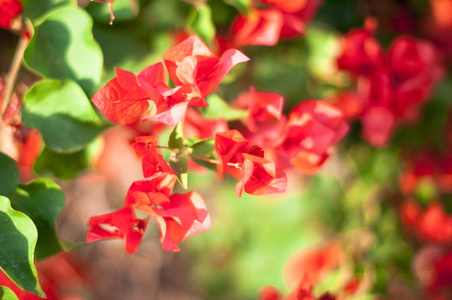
[234,150,287,198]
[261,0,310,13]
[92,36,249,126]
[328,91,364,121]
[387,37,443,121]
[413,246,452,297]
[0,0,22,29]
[400,200,422,227]
[125,173,177,207]
[336,19,384,76]
[132,135,158,156]
[284,242,343,290]
[360,106,396,147]
[233,87,286,147]
[132,136,176,177]
[276,100,348,174]
[214,130,249,173]
[87,206,147,254]
[278,0,323,39]
[231,8,283,47]
[163,35,250,103]
[91,63,164,124]
[416,202,452,244]
[126,175,210,251]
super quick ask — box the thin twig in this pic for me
[1,31,29,119]
[91,0,116,24]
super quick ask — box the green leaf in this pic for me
[189,139,217,170]
[87,0,139,23]
[168,122,185,151]
[0,286,19,300]
[0,153,19,197]
[0,196,44,297]
[187,4,216,46]
[203,94,248,121]
[170,156,189,189]
[22,79,103,153]
[223,0,251,14]
[24,6,103,95]
[21,0,76,22]
[9,179,65,260]
[34,139,100,180]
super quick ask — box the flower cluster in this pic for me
[232,88,349,174]
[397,146,452,298]
[88,35,350,254]
[87,136,211,253]
[91,35,249,126]
[214,129,287,197]
[334,19,444,147]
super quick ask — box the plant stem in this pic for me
[1,32,28,119]
[91,0,116,24]
[188,152,220,165]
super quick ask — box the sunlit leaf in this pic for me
[24,6,103,95]
[22,79,103,153]
[0,286,19,300]
[0,196,44,297]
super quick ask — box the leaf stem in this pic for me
[155,144,242,169]
[91,0,116,24]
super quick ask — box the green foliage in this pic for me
[21,0,76,22]
[9,179,66,260]
[34,139,99,180]
[187,4,216,46]
[24,7,103,95]
[0,153,19,197]
[22,79,103,153]
[0,286,19,300]
[0,196,44,297]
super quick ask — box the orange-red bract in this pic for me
[91,64,164,124]
[235,152,287,198]
[163,35,250,103]
[87,206,147,254]
[126,174,211,251]
[276,100,348,174]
